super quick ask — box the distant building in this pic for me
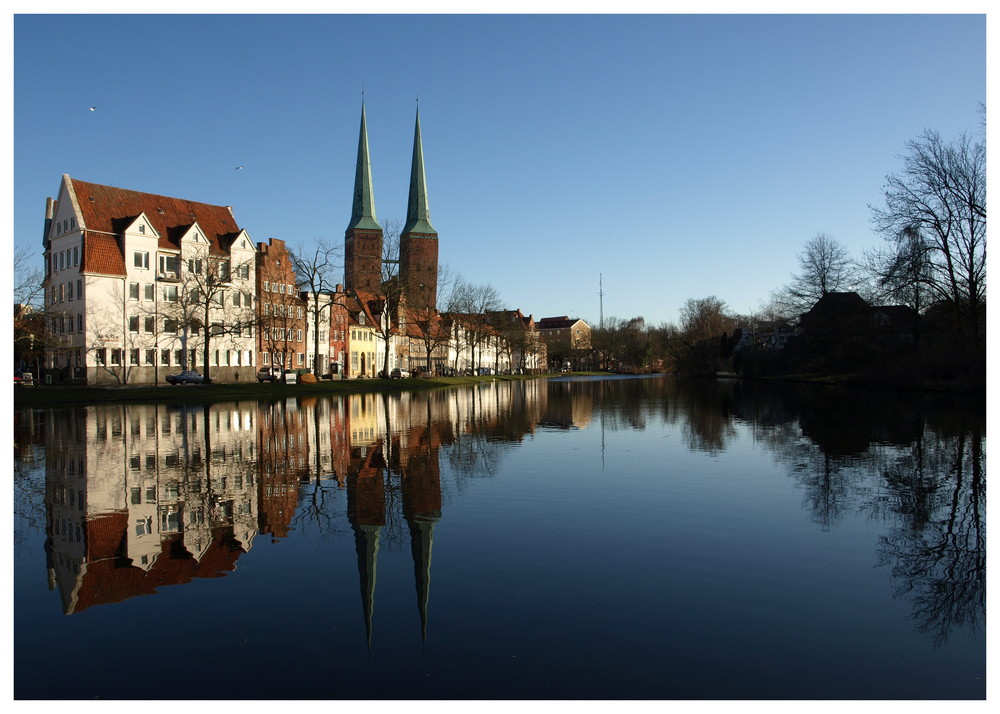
[535,316,592,350]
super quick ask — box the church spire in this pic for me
[348,102,381,231]
[402,108,435,235]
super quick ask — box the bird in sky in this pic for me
[89,106,96,111]
[235,165,244,170]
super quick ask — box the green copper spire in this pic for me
[348,102,382,231]
[403,108,435,235]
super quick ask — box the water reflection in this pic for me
[14,376,984,651]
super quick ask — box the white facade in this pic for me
[41,175,258,385]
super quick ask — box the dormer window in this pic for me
[71,217,76,230]
[138,224,145,234]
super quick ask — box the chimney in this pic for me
[335,283,344,293]
[43,197,55,245]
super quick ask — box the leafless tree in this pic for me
[291,237,342,375]
[165,252,256,382]
[778,233,859,315]
[406,263,455,375]
[869,128,986,353]
[446,277,504,372]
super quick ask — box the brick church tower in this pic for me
[399,109,439,310]
[344,103,383,293]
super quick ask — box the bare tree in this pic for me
[166,251,256,382]
[291,237,342,374]
[869,128,986,353]
[779,233,859,314]
[446,278,504,372]
[406,263,455,375]
[368,218,406,378]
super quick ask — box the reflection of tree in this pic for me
[14,415,47,548]
[873,422,985,645]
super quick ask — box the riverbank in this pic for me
[13,373,548,406]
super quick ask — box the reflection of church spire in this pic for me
[401,439,442,644]
[408,515,438,643]
[352,522,381,653]
[346,445,387,653]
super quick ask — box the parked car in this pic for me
[389,368,411,379]
[257,367,279,383]
[166,370,204,385]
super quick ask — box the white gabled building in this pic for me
[41,175,258,385]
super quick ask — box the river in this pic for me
[13,375,985,699]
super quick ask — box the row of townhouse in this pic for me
[37,175,546,385]
[37,105,561,384]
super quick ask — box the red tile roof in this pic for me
[69,177,243,277]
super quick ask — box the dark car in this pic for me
[166,370,204,385]
[257,367,279,383]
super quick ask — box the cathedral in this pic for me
[344,103,439,311]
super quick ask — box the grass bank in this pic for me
[13,373,548,406]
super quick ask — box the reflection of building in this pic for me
[35,382,544,635]
[257,397,311,539]
[44,402,260,613]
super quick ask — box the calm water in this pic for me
[13,376,985,699]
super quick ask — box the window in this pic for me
[68,282,74,301]
[95,348,106,366]
[144,316,155,333]
[164,318,178,334]
[73,246,79,265]
[239,264,249,279]
[134,251,149,269]
[162,285,177,302]
[263,303,270,315]
[144,283,154,301]
[262,352,269,365]
[77,279,82,298]
[58,252,64,271]
[279,283,285,295]
[297,353,304,365]
[71,218,76,231]
[297,329,303,342]
[77,314,83,332]
[175,349,184,366]
[145,349,155,365]
[129,282,139,300]
[110,349,121,365]
[263,280,269,292]
[220,261,230,281]
[189,349,197,367]
[188,257,203,275]
[138,224,145,234]
[232,291,241,307]
[159,255,179,275]
[59,284,65,302]
[129,315,139,333]
[161,349,171,366]
[297,306,303,319]
[130,349,139,365]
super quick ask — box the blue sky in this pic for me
[10,11,987,328]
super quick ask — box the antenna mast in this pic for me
[599,273,604,329]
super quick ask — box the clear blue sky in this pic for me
[11,11,986,328]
